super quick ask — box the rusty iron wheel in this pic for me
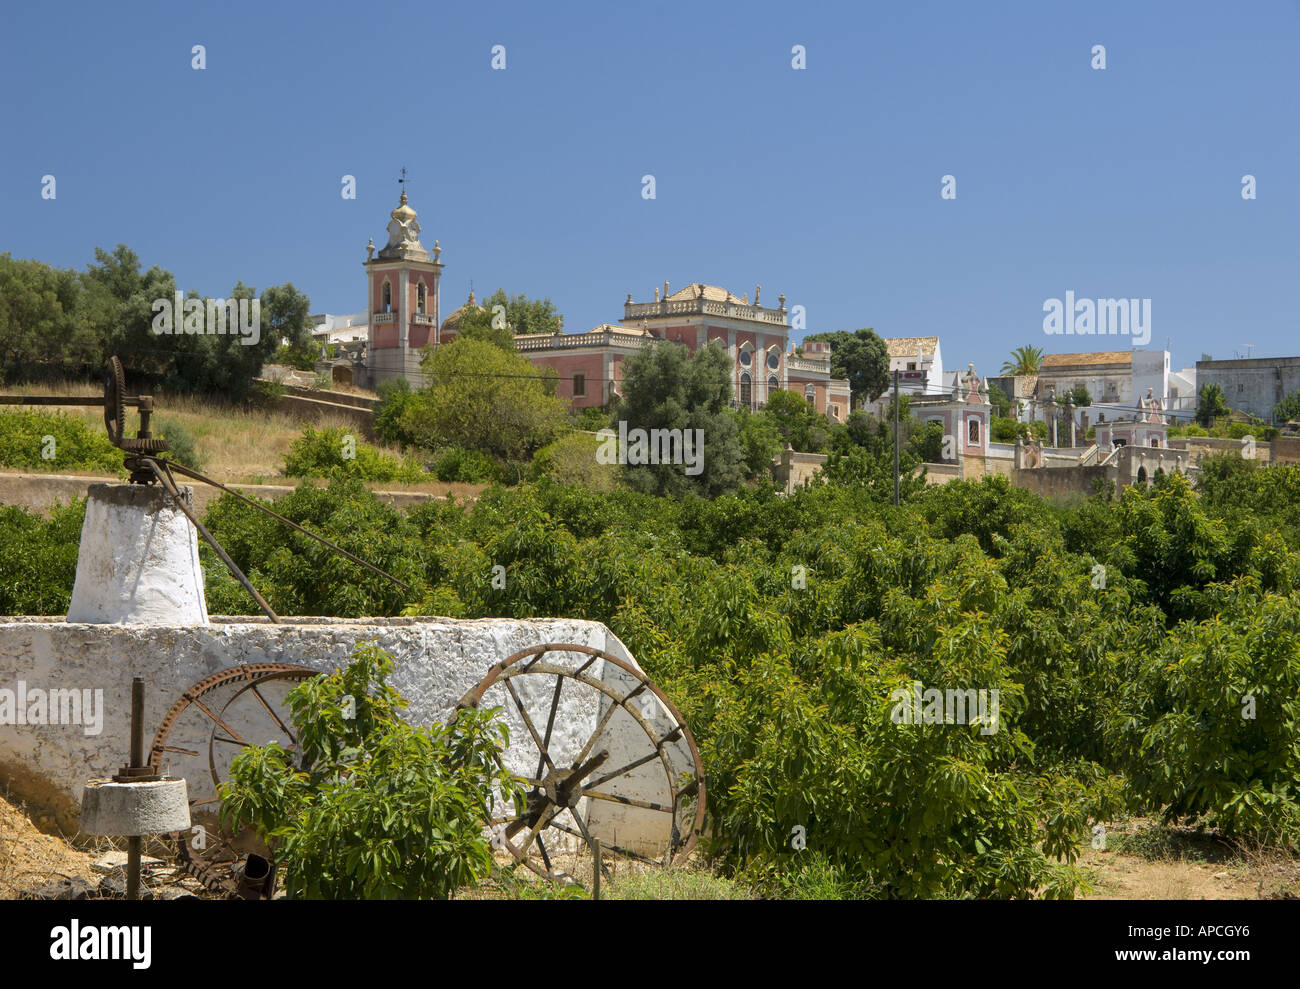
[149,664,317,898]
[103,356,126,445]
[458,643,705,885]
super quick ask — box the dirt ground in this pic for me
[1079,818,1300,900]
[0,789,99,898]
[4,790,1297,900]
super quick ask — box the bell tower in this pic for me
[364,182,443,386]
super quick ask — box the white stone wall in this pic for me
[0,617,690,854]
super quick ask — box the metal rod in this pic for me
[592,840,601,901]
[127,678,144,902]
[149,457,411,592]
[146,460,281,622]
[129,677,144,768]
[0,396,106,406]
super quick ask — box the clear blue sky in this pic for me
[3,0,1297,377]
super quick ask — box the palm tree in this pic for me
[1001,345,1044,376]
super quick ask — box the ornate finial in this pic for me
[741,292,748,305]
[663,280,669,300]
[778,293,786,309]
[754,285,761,305]
[398,166,407,202]
[366,237,375,260]
[653,287,659,302]
[626,292,633,304]
[433,239,441,262]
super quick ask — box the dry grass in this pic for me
[0,379,468,488]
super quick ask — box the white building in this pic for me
[1034,349,1192,425]
[867,336,945,415]
[311,313,369,346]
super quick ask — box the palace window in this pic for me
[573,373,586,397]
[768,375,778,391]
[804,384,815,404]
[739,346,752,367]
[417,281,427,315]
[767,349,779,370]
[740,372,752,406]
[381,282,392,313]
[968,418,980,444]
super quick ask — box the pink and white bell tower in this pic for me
[364,187,443,386]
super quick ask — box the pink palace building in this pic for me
[345,191,851,417]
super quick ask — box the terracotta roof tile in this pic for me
[883,336,938,358]
[1040,351,1133,369]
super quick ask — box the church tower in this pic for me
[364,187,443,386]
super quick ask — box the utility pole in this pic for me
[893,369,900,506]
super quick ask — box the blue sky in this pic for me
[2,0,1297,377]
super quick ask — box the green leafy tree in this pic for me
[493,288,562,336]
[1069,384,1092,408]
[401,336,569,463]
[0,254,97,379]
[616,340,747,497]
[451,300,515,351]
[986,382,1013,417]
[220,644,522,898]
[762,388,830,452]
[1274,389,1300,424]
[1001,345,1044,376]
[802,328,890,405]
[734,408,782,479]
[1196,382,1231,426]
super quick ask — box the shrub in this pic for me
[433,446,500,484]
[154,418,204,472]
[220,644,521,898]
[374,378,416,447]
[282,425,425,483]
[0,409,123,474]
[530,432,618,490]
[0,500,85,615]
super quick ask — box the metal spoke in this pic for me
[247,684,297,746]
[571,688,631,767]
[581,788,675,814]
[513,804,562,859]
[537,834,553,873]
[584,748,667,792]
[536,674,564,781]
[503,677,555,773]
[186,697,247,745]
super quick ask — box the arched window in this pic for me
[1137,465,1148,484]
[417,281,427,315]
[739,345,753,367]
[968,417,980,444]
[804,384,815,404]
[740,372,752,406]
[768,375,778,391]
[381,281,392,313]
